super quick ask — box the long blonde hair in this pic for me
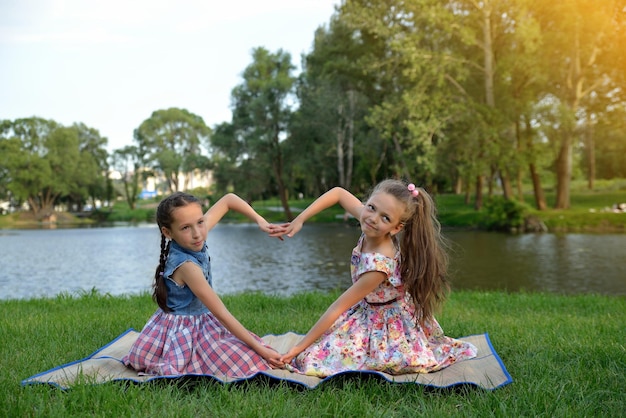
[370,179,450,324]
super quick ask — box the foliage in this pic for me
[110,146,145,210]
[2,2,626,215]
[228,47,297,219]
[0,118,109,218]
[133,108,211,194]
[480,196,529,231]
[292,15,373,192]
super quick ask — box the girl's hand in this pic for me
[275,220,303,239]
[258,221,286,241]
[267,222,289,239]
[257,346,284,369]
[279,346,303,364]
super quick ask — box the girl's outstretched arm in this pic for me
[279,270,386,364]
[204,193,285,239]
[276,187,363,239]
[176,262,284,368]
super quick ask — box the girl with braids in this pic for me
[274,179,477,377]
[123,192,285,377]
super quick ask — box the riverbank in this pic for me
[1,185,624,232]
[4,290,624,416]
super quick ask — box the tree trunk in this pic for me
[392,133,410,179]
[586,120,595,190]
[455,176,463,195]
[271,134,293,221]
[346,90,355,191]
[524,118,547,210]
[479,2,495,209]
[554,23,595,209]
[554,131,572,209]
[482,4,495,109]
[370,139,387,185]
[336,103,345,188]
[529,162,546,210]
[474,175,484,210]
[488,165,495,196]
[29,189,58,220]
[499,169,513,200]
[276,175,292,221]
[515,122,524,201]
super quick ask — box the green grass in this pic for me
[2,290,624,417]
[2,180,625,231]
[434,188,626,231]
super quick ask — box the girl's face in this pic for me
[359,192,405,239]
[161,203,207,252]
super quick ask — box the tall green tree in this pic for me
[586,97,626,180]
[209,121,272,200]
[533,0,625,208]
[296,15,374,191]
[230,47,296,220]
[110,145,146,210]
[0,118,108,218]
[134,108,211,194]
[1,118,59,218]
[339,0,469,187]
[68,123,110,211]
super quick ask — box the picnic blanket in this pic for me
[22,329,512,391]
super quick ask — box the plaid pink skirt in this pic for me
[122,310,271,378]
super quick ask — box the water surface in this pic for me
[0,224,624,300]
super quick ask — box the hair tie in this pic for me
[407,183,419,198]
[159,272,164,277]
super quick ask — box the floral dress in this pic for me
[290,235,477,377]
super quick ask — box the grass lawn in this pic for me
[2,290,624,417]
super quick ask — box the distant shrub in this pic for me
[481,196,529,232]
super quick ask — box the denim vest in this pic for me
[163,240,212,315]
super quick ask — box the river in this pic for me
[0,223,624,300]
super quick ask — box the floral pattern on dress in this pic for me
[291,235,477,377]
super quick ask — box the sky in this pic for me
[0,0,339,152]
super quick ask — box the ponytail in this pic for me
[370,179,450,325]
[399,190,450,325]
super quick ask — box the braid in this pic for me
[152,235,171,312]
[151,191,200,312]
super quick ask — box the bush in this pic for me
[481,196,529,232]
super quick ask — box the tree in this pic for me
[111,146,146,210]
[296,16,374,191]
[588,99,626,179]
[67,123,110,211]
[209,121,272,200]
[339,0,469,188]
[0,118,109,218]
[533,0,626,208]
[230,47,297,220]
[0,118,58,218]
[134,108,211,194]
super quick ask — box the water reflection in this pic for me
[447,231,626,295]
[207,223,359,295]
[0,224,624,300]
[0,224,159,300]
